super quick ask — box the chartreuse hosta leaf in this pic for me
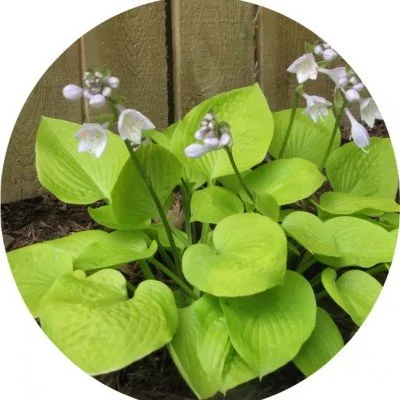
[281,211,340,257]
[7,230,108,317]
[168,296,256,399]
[108,143,182,227]
[39,271,178,375]
[315,216,396,268]
[190,186,244,224]
[379,212,399,229]
[254,192,280,221]
[36,118,129,204]
[221,271,316,378]
[326,138,398,199]
[293,307,344,377]
[243,158,326,205]
[269,109,338,168]
[321,269,382,326]
[170,83,274,181]
[73,230,157,270]
[319,192,399,216]
[183,213,287,297]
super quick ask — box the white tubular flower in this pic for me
[287,53,319,84]
[102,87,112,97]
[344,88,361,103]
[195,129,206,140]
[302,93,332,123]
[353,82,365,92]
[118,109,156,145]
[314,44,323,56]
[323,43,331,49]
[345,108,370,153]
[219,132,232,147]
[320,67,348,87]
[203,137,220,150]
[75,123,108,158]
[323,48,338,62]
[184,143,208,158]
[89,94,106,108]
[360,98,382,128]
[62,84,83,101]
[107,77,120,89]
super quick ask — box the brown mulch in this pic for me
[0,121,391,399]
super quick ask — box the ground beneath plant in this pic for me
[1,121,390,400]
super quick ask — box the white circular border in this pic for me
[0,1,398,399]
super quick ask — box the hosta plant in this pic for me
[5,44,398,399]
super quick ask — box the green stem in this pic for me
[180,180,193,244]
[296,252,317,274]
[225,147,254,203]
[157,241,176,271]
[138,260,155,280]
[126,280,136,295]
[150,258,199,300]
[278,89,300,158]
[321,101,347,168]
[315,290,327,301]
[124,141,181,269]
[309,272,322,288]
[200,223,210,244]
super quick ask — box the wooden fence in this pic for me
[1,0,331,204]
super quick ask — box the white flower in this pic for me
[344,88,361,103]
[184,143,208,158]
[323,49,338,62]
[344,108,370,152]
[203,137,220,149]
[323,43,331,49]
[62,84,83,101]
[314,44,323,56]
[194,129,206,140]
[107,77,120,89]
[320,67,348,87]
[89,94,106,108]
[350,76,358,85]
[352,82,364,92]
[219,132,232,147]
[118,109,156,145]
[302,93,332,123]
[360,98,382,128]
[75,123,108,158]
[102,87,112,97]
[287,53,319,84]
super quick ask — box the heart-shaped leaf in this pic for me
[315,216,396,268]
[243,158,326,205]
[281,211,340,257]
[7,230,108,316]
[168,295,256,399]
[221,271,316,378]
[170,83,274,181]
[321,269,382,326]
[319,192,399,216]
[254,192,280,221]
[293,307,344,377]
[111,143,183,227]
[36,118,129,204]
[73,231,157,270]
[326,138,398,199]
[269,109,338,169]
[39,272,178,375]
[183,213,287,297]
[190,186,244,224]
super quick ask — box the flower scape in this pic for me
[6,42,398,399]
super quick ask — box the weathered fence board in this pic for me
[82,2,169,130]
[256,7,333,111]
[171,0,257,119]
[1,42,82,204]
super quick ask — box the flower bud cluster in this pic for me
[184,111,232,158]
[314,43,338,62]
[62,68,120,109]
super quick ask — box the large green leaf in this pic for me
[243,158,326,205]
[326,138,398,199]
[321,269,382,326]
[7,230,108,316]
[221,271,316,378]
[73,231,157,270]
[293,307,344,376]
[190,186,244,224]
[111,143,182,227]
[170,84,274,181]
[319,192,399,216]
[168,296,256,399]
[183,213,287,297]
[269,109,338,169]
[281,211,340,257]
[315,217,396,268]
[36,117,129,204]
[39,273,178,375]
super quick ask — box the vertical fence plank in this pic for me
[82,2,169,130]
[1,42,83,204]
[171,0,257,119]
[256,7,333,111]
